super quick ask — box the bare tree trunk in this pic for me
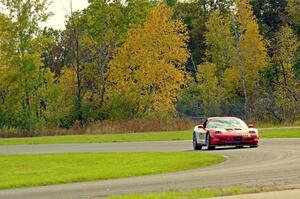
[233,17,248,116]
[100,63,105,107]
[190,56,198,83]
[70,0,83,126]
[97,47,110,108]
[75,35,83,126]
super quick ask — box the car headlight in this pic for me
[249,131,256,134]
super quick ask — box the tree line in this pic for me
[0,0,299,133]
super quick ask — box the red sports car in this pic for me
[193,117,259,150]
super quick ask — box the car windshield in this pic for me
[206,118,248,129]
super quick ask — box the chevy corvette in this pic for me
[193,117,259,150]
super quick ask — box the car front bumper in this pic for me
[210,136,259,146]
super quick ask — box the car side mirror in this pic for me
[248,124,254,128]
[198,124,204,129]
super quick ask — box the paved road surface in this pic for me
[0,139,300,199]
[211,189,300,199]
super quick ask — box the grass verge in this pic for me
[0,128,299,146]
[107,187,256,199]
[259,128,300,138]
[0,152,224,189]
[0,131,190,146]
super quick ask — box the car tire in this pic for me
[206,133,215,150]
[193,133,202,150]
[250,145,258,148]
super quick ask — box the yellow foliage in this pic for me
[225,0,269,101]
[107,4,189,117]
[222,67,241,97]
[197,62,225,115]
[239,20,268,94]
[274,26,299,76]
[60,68,77,98]
[238,0,268,70]
[0,14,12,91]
[273,26,300,119]
[235,0,254,32]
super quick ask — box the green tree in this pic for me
[250,0,288,40]
[205,10,235,76]
[177,62,225,118]
[0,0,64,133]
[173,1,205,81]
[287,0,300,27]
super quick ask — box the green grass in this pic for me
[108,187,257,199]
[107,186,297,199]
[259,128,300,138]
[0,127,299,146]
[0,152,224,189]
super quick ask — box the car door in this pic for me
[199,120,207,144]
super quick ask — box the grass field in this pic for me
[108,187,256,199]
[0,152,224,189]
[0,127,299,146]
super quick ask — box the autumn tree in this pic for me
[60,10,86,126]
[0,14,11,77]
[0,14,12,126]
[226,0,268,115]
[80,0,152,115]
[55,0,153,124]
[197,62,225,116]
[107,4,189,119]
[173,0,234,80]
[273,26,300,121]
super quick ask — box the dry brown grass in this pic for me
[0,119,195,138]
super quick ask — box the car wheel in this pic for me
[206,133,215,150]
[250,145,258,148]
[193,133,202,150]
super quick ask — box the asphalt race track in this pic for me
[0,138,300,199]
